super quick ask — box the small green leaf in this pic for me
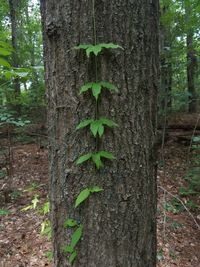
[76,119,93,130]
[69,251,77,264]
[92,83,102,100]
[100,81,118,92]
[75,188,90,208]
[98,124,104,137]
[0,57,11,68]
[64,219,78,228]
[92,153,103,169]
[63,245,74,254]
[90,120,100,137]
[76,153,92,165]
[101,43,123,50]
[89,186,103,193]
[100,118,118,127]
[79,83,93,94]
[71,225,83,249]
[99,151,115,160]
[86,45,102,57]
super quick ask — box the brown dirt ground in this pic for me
[0,138,200,267]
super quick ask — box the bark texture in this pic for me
[40,0,159,266]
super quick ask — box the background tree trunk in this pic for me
[160,5,172,111]
[185,2,198,113]
[9,0,21,113]
[40,0,159,266]
[186,32,198,113]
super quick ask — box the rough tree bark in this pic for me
[40,0,159,266]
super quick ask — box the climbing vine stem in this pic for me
[63,0,122,264]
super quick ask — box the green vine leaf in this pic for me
[90,120,100,137]
[76,119,93,130]
[79,81,118,100]
[74,43,123,57]
[79,82,93,94]
[92,83,101,100]
[75,188,90,208]
[76,118,118,137]
[64,219,78,228]
[63,245,74,254]
[71,225,83,249]
[99,117,118,128]
[69,251,77,264]
[89,186,103,193]
[92,153,103,169]
[75,186,103,208]
[76,153,92,165]
[100,81,118,92]
[76,151,115,168]
[98,150,115,160]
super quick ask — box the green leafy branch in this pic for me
[76,150,115,169]
[76,117,118,137]
[74,43,123,57]
[79,81,118,100]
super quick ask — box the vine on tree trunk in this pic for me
[62,0,122,264]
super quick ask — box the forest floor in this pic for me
[0,133,200,267]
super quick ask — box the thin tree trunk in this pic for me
[41,0,159,266]
[9,0,21,113]
[186,32,198,113]
[185,2,198,113]
[160,5,172,111]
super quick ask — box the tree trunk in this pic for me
[186,32,198,113]
[8,0,21,113]
[40,0,159,266]
[160,5,172,111]
[185,3,198,113]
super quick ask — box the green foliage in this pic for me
[76,117,118,137]
[74,43,123,57]
[79,81,118,100]
[0,209,10,215]
[70,32,121,265]
[63,224,83,264]
[21,194,39,211]
[75,186,103,208]
[76,151,115,169]
[64,219,78,228]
